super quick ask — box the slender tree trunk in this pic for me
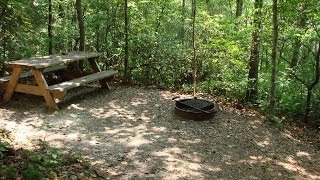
[155,7,165,34]
[245,0,263,102]
[0,0,9,42]
[180,0,186,45]
[1,24,7,75]
[304,42,320,121]
[48,0,53,55]
[2,32,5,61]
[124,0,129,83]
[290,1,307,70]
[305,88,312,121]
[94,2,100,52]
[104,3,111,57]
[95,23,100,52]
[269,0,278,113]
[75,0,85,70]
[236,0,243,18]
[0,0,9,73]
[76,0,85,51]
[192,0,197,96]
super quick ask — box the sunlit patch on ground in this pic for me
[0,86,319,179]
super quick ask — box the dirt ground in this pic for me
[0,85,319,179]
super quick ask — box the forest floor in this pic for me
[0,85,319,179]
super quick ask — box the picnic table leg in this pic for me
[3,67,23,102]
[31,69,59,110]
[88,57,110,89]
[68,61,84,78]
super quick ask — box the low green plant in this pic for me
[0,165,18,179]
[0,137,91,179]
[0,129,11,159]
[22,164,44,180]
[267,114,284,128]
[0,142,9,158]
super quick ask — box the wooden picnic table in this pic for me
[0,51,117,110]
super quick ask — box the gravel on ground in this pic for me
[0,85,319,179]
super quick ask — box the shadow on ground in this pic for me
[0,85,319,179]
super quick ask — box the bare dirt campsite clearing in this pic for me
[0,85,319,179]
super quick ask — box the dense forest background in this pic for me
[0,0,319,122]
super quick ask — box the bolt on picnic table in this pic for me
[0,51,118,110]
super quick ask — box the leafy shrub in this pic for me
[0,165,18,179]
[22,165,44,180]
[0,132,91,179]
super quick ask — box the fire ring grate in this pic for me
[173,97,217,121]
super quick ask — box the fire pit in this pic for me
[173,97,216,121]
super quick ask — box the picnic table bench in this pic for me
[0,51,117,110]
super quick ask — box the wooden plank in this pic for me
[88,58,109,88]
[51,91,67,99]
[47,70,117,92]
[3,67,22,102]
[6,51,103,69]
[0,82,66,99]
[14,84,42,96]
[0,83,7,89]
[44,64,68,73]
[0,72,32,82]
[88,58,101,72]
[32,69,59,110]
[0,64,67,83]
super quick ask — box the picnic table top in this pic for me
[6,51,103,69]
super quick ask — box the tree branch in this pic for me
[279,40,290,64]
[279,39,309,87]
[301,42,317,57]
[311,19,320,39]
[293,73,309,87]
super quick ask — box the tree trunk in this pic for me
[245,0,263,102]
[94,2,101,52]
[0,0,9,39]
[48,0,53,55]
[180,0,186,45]
[2,32,5,61]
[0,0,9,72]
[236,0,243,18]
[124,0,129,83]
[269,0,278,113]
[75,0,85,70]
[304,42,320,121]
[76,0,85,52]
[192,0,197,96]
[155,6,165,34]
[2,27,6,70]
[305,88,312,121]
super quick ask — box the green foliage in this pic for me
[0,129,11,159]
[1,0,320,120]
[0,142,9,158]
[0,136,88,179]
[0,165,18,179]
[22,165,44,180]
[267,114,284,129]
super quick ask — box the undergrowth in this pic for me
[0,129,92,179]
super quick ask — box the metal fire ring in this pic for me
[174,97,216,121]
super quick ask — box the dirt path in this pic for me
[0,85,319,179]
